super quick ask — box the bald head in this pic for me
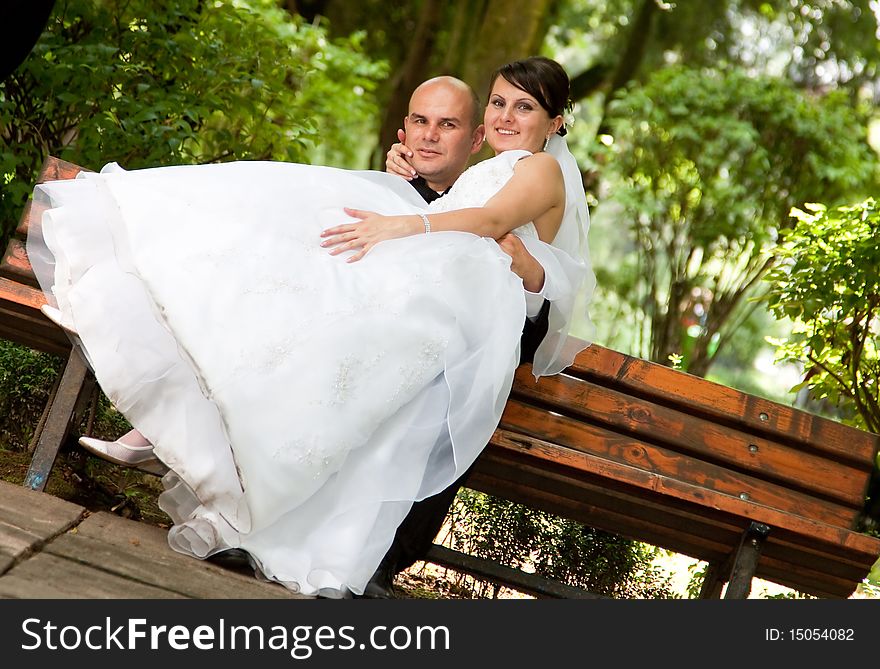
[404,76,485,192]
[411,76,482,130]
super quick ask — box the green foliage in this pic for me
[599,64,876,372]
[763,199,880,434]
[685,562,707,599]
[551,0,880,96]
[447,489,679,598]
[1,0,387,242]
[0,341,62,450]
[762,589,817,600]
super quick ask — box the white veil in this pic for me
[517,133,596,377]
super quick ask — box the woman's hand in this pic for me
[385,129,417,180]
[321,208,421,262]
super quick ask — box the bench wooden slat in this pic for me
[566,345,879,463]
[471,449,878,578]
[0,275,47,312]
[757,549,871,598]
[489,426,880,555]
[15,199,46,242]
[469,456,737,560]
[14,156,87,239]
[499,404,861,528]
[511,373,870,509]
[0,277,69,355]
[0,238,38,286]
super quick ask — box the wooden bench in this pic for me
[450,346,880,599]
[4,156,880,599]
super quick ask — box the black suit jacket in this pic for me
[411,177,550,365]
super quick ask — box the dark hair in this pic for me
[488,56,573,136]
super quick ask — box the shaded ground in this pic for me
[0,444,481,599]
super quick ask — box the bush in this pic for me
[1,0,387,243]
[0,340,62,450]
[764,199,880,434]
[445,489,679,599]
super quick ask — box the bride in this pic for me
[28,56,595,597]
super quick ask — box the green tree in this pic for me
[552,0,880,118]
[764,199,880,433]
[0,0,386,242]
[597,65,876,374]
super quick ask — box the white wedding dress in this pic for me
[28,146,593,597]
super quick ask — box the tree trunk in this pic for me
[459,0,558,102]
[375,0,447,164]
[442,0,488,76]
[596,0,658,132]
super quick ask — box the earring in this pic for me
[543,136,550,151]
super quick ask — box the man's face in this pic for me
[404,82,483,192]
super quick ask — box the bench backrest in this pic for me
[519,349,874,527]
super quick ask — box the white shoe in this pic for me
[78,436,169,476]
[40,304,78,335]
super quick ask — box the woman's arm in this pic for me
[321,152,564,262]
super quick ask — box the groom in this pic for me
[360,75,551,599]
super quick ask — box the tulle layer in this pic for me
[29,160,526,596]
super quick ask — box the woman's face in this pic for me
[484,76,562,155]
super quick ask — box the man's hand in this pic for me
[498,233,545,293]
[385,128,417,179]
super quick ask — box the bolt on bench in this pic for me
[4,156,880,599]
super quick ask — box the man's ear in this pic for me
[470,124,486,154]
